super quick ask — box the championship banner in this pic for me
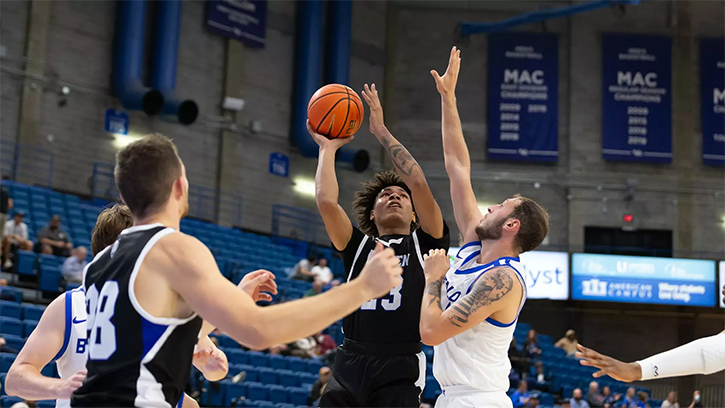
[602,34,672,163]
[487,33,558,162]
[206,0,267,48]
[700,38,725,166]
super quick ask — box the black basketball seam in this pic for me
[350,97,361,134]
[315,98,348,136]
[308,91,353,110]
[334,88,352,139]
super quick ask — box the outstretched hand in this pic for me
[307,120,355,151]
[576,344,642,382]
[431,46,461,100]
[238,269,278,303]
[361,83,386,135]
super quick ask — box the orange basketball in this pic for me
[307,84,364,139]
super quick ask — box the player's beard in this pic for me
[475,217,506,241]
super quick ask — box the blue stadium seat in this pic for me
[231,364,259,382]
[249,352,271,368]
[0,301,20,319]
[217,334,238,349]
[255,402,275,408]
[3,335,23,351]
[298,372,317,385]
[287,358,306,373]
[305,359,323,374]
[0,373,5,396]
[227,349,248,365]
[225,382,245,405]
[23,320,38,337]
[246,381,268,401]
[0,353,17,374]
[268,354,287,369]
[1,396,23,407]
[205,379,228,406]
[275,404,296,408]
[35,402,56,408]
[258,366,278,384]
[16,250,36,276]
[286,386,308,405]
[0,287,21,303]
[0,317,22,337]
[39,265,62,292]
[276,369,298,387]
[21,304,45,321]
[267,384,287,403]
[39,254,60,267]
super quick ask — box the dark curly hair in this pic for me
[352,170,418,237]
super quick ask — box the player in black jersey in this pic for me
[74,133,404,407]
[309,83,450,407]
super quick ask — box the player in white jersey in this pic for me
[418,47,550,408]
[4,204,235,408]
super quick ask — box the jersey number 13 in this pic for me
[361,280,402,311]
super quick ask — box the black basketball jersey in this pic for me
[336,224,449,345]
[73,224,202,407]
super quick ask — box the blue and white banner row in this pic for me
[206,0,267,48]
[487,33,559,162]
[572,253,716,307]
[602,34,672,163]
[700,38,725,166]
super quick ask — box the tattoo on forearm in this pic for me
[448,267,514,327]
[381,134,421,176]
[425,279,444,310]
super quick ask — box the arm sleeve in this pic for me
[637,331,725,380]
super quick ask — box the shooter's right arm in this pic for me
[432,47,483,243]
[160,234,401,350]
[314,131,354,250]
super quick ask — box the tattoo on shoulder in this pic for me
[381,134,420,176]
[425,278,443,309]
[448,267,515,327]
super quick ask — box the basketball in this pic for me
[307,84,364,139]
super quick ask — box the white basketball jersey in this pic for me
[54,287,88,408]
[433,243,527,393]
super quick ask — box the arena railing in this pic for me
[0,139,54,187]
[91,161,242,226]
[271,204,328,246]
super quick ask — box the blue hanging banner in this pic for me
[104,109,129,135]
[700,38,725,166]
[206,0,267,48]
[269,152,289,177]
[487,33,559,162]
[602,34,672,163]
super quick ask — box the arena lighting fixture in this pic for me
[293,177,316,197]
[111,133,144,150]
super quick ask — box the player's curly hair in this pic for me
[352,170,418,237]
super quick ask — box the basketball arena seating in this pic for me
[0,181,655,407]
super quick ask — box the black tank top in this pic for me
[335,224,449,347]
[73,224,202,407]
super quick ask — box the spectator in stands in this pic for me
[587,381,605,408]
[304,279,324,297]
[0,335,19,354]
[61,246,88,283]
[602,386,621,408]
[308,366,331,406]
[619,387,637,408]
[636,391,650,408]
[528,393,540,408]
[37,215,72,257]
[555,329,579,357]
[269,344,291,356]
[534,361,549,391]
[524,329,542,359]
[311,257,333,284]
[291,254,317,281]
[0,178,11,243]
[2,211,32,269]
[661,391,679,408]
[571,388,591,408]
[510,381,531,407]
[291,335,318,358]
[687,391,703,408]
[509,338,530,378]
[315,330,336,357]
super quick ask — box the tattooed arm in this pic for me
[361,83,445,238]
[420,250,522,346]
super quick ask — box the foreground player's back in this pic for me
[74,224,202,407]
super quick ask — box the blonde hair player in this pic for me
[419,47,549,408]
[4,204,227,408]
